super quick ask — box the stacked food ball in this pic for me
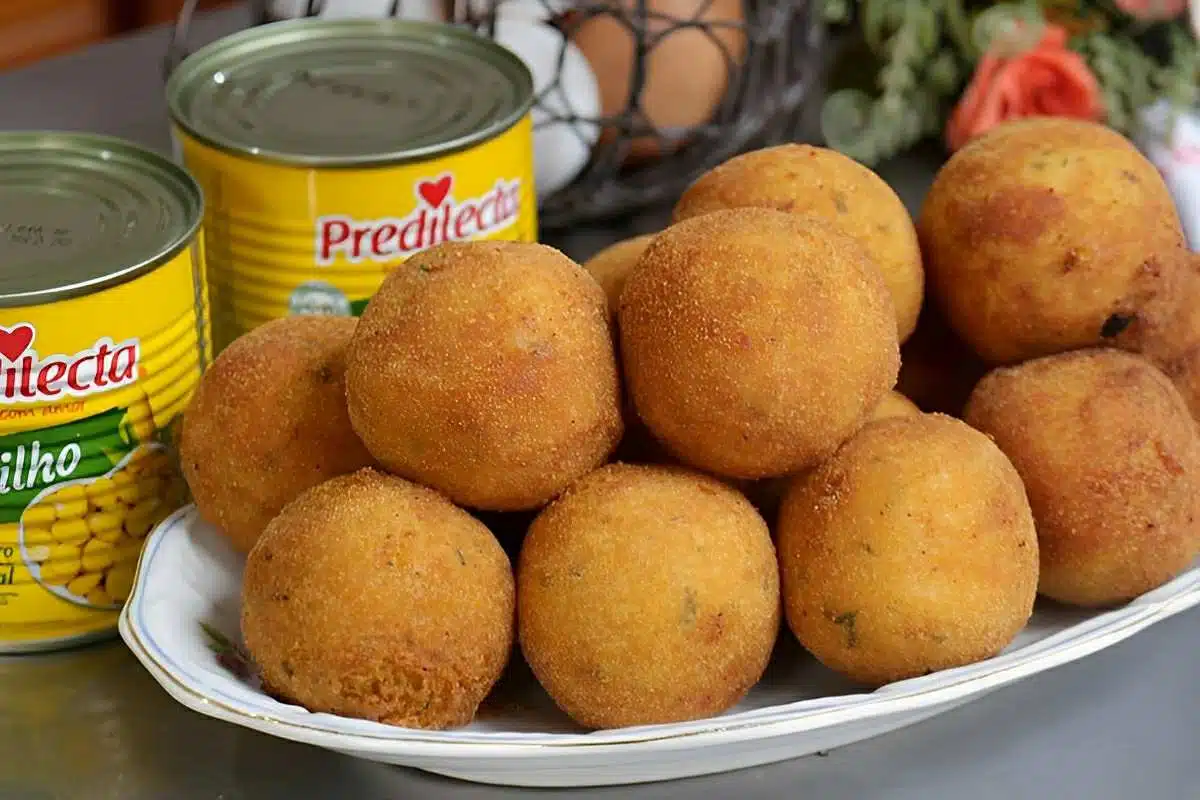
[179,121,1200,732]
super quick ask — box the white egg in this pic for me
[491,19,600,198]
[460,0,570,23]
[268,0,445,23]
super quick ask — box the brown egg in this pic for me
[572,0,746,163]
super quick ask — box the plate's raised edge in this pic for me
[119,584,1197,758]
[118,508,1200,758]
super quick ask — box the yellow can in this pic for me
[0,132,207,653]
[167,18,537,352]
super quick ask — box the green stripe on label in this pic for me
[0,407,132,523]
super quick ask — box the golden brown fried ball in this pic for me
[919,118,1187,365]
[242,469,514,729]
[778,414,1038,687]
[345,241,623,511]
[743,391,919,524]
[610,415,674,465]
[582,234,662,462]
[581,234,656,317]
[673,144,924,342]
[619,208,899,479]
[1109,251,1200,421]
[518,463,779,729]
[870,389,921,422]
[741,476,790,528]
[896,301,989,416]
[179,316,373,554]
[964,349,1200,607]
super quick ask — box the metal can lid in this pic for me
[166,18,535,167]
[0,132,203,308]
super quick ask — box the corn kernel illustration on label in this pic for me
[8,411,187,610]
[0,246,206,651]
[0,129,205,650]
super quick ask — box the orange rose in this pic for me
[946,24,1103,152]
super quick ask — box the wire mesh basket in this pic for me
[165,0,826,229]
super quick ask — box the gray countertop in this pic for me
[1,7,1197,799]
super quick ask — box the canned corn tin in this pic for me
[167,18,538,352]
[0,132,207,653]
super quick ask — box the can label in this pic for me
[315,175,523,265]
[0,248,205,651]
[0,328,139,402]
[178,115,538,350]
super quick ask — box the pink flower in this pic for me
[946,25,1103,152]
[1115,0,1187,20]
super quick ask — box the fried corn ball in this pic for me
[180,316,373,553]
[581,234,656,317]
[582,234,663,463]
[964,349,1200,607]
[743,390,919,523]
[1109,252,1200,421]
[619,208,899,479]
[870,390,921,422]
[896,301,989,416]
[919,118,1187,365]
[778,414,1039,687]
[242,469,514,729]
[610,415,675,466]
[518,463,779,729]
[673,144,924,341]
[345,241,623,511]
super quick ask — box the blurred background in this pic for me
[0,0,233,70]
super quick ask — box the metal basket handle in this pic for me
[163,0,278,81]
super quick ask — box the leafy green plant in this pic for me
[818,0,1198,164]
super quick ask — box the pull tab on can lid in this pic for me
[166,18,535,167]
[0,132,203,308]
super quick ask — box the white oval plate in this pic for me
[119,506,1200,787]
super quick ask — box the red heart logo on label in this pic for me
[0,324,33,362]
[418,175,452,208]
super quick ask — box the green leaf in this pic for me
[927,49,961,94]
[970,3,1044,56]
[863,0,891,54]
[822,0,852,24]
[200,621,239,655]
[201,622,258,682]
[941,0,974,60]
